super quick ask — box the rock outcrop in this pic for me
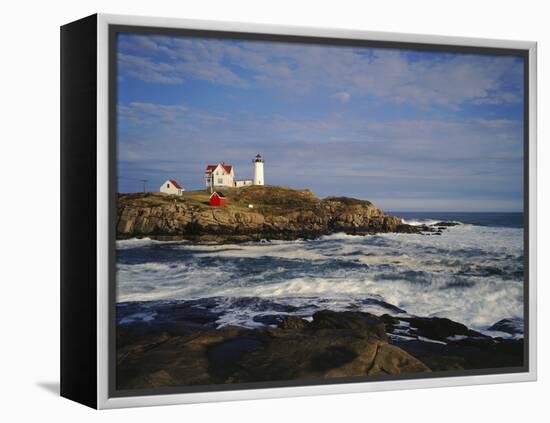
[381,314,524,372]
[487,318,524,335]
[116,302,524,390]
[116,186,413,242]
[116,310,429,390]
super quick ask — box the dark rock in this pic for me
[393,338,524,372]
[232,322,427,382]
[309,310,387,341]
[116,310,428,390]
[253,314,286,326]
[379,314,401,332]
[360,298,407,314]
[487,318,524,335]
[118,300,221,328]
[166,305,220,325]
[395,224,421,234]
[207,331,269,381]
[400,316,485,342]
[309,346,358,372]
[379,311,524,372]
[434,221,461,227]
[229,297,298,313]
[417,224,434,232]
[115,304,524,390]
[278,315,309,330]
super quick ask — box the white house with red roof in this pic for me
[160,179,184,196]
[204,163,236,188]
[205,155,264,189]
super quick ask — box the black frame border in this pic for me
[107,23,531,399]
[60,14,98,409]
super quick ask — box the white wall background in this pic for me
[0,0,547,421]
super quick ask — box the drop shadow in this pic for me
[36,381,60,396]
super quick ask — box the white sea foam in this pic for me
[116,223,524,331]
[116,237,185,250]
[417,336,447,345]
[116,237,156,249]
[119,311,157,324]
[401,218,443,226]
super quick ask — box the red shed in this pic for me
[209,191,226,207]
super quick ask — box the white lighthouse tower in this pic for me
[253,154,264,185]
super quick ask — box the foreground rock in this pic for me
[116,310,429,390]
[116,299,525,389]
[116,186,417,242]
[487,318,524,335]
[381,314,524,371]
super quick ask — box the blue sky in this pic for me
[116,33,524,211]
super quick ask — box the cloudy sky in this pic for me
[116,32,524,211]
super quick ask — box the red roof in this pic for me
[205,163,233,174]
[169,179,183,189]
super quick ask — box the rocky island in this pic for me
[117,185,421,242]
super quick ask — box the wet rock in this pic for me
[487,318,524,335]
[309,310,388,341]
[434,221,461,227]
[395,224,421,234]
[116,310,429,390]
[253,314,286,326]
[229,297,298,313]
[393,337,524,372]
[115,303,526,389]
[278,315,309,330]
[360,298,407,314]
[400,316,485,342]
[230,313,427,382]
[207,331,270,382]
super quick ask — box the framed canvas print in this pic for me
[60,14,537,409]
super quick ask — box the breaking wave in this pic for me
[116,217,524,332]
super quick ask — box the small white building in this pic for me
[160,179,184,196]
[235,179,253,188]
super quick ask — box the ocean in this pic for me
[116,212,524,336]
[393,211,524,229]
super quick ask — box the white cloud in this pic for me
[117,34,523,109]
[118,100,523,175]
[119,37,247,87]
[118,102,189,126]
[118,53,183,84]
[332,91,351,103]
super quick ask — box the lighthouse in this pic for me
[253,154,264,185]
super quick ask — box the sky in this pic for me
[116,32,525,212]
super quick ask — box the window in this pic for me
[167,183,170,188]
[217,178,223,184]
